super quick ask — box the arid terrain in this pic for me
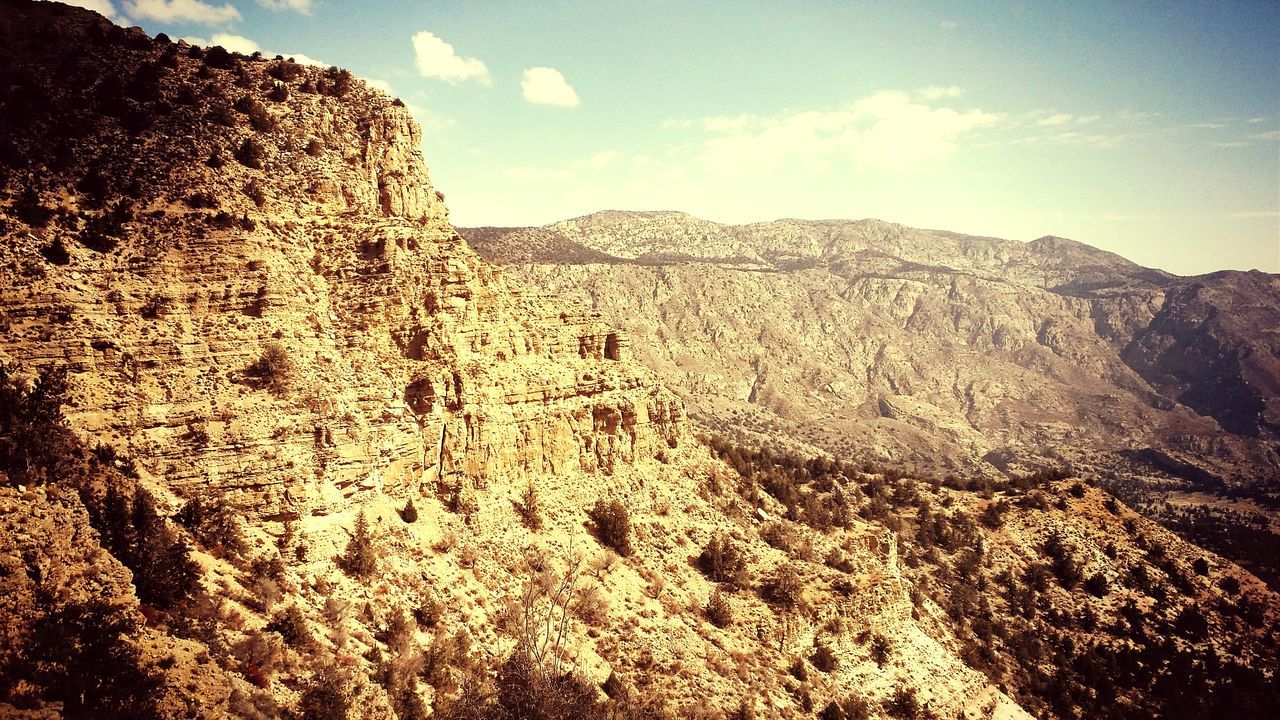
[0,2,1277,719]
[464,212,1280,586]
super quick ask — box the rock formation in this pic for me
[0,3,1276,719]
[0,4,683,523]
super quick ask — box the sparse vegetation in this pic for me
[246,342,293,394]
[697,533,749,587]
[518,480,543,530]
[236,136,267,168]
[587,498,633,556]
[760,563,804,610]
[705,588,734,628]
[338,509,377,579]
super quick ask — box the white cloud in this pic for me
[65,0,120,20]
[181,33,327,66]
[919,85,963,100]
[404,103,454,132]
[940,20,958,30]
[1246,117,1266,124]
[521,67,580,107]
[1225,210,1280,219]
[690,91,1001,171]
[365,78,393,94]
[1037,113,1074,126]
[282,52,326,67]
[506,149,621,182]
[207,31,258,54]
[258,0,310,14]
[1254,129,1280,141]
[412,31,490,85]
[124,0,241,24]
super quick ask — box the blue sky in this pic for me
[79,1,1278,275]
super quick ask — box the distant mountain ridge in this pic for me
[465,210,1280,480]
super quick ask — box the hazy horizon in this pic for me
[71,0,1280,275]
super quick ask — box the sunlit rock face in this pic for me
[466,211,1280,489]
[0,5,685,519]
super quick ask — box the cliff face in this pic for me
[465,211,1280,489]
[0,3,683,520]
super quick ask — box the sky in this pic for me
[73,0,1279,276]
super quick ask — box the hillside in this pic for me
[0,3,1277,720]
[464,212,1280,584]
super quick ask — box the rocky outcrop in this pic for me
[465,211,1280,488]
[0,3,684,520]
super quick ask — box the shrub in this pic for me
[811,642,838,673]
[266,604,311,647]
[267,83,289,103]
[980,499,1009,529]
[204,45,235,70]
[399,498,418,523]
[1084,571,1109,598]
[176,494,246,555]
[573,584,610,627]
[870,634,890,665]
[494,652,600,720]
[697,533,749,587]
[40,237,70,265]
[705,588,733,628]
[233,630,284,687]
[236,137,267,168]
[246,343,293,394]
[518,480,542,531]
[247,103,274,132]
[268,60,304,82]
[207,100,237,127]
[244,180,266,207]
[28,599,162,717]
[883,686,921,719]
[760,564,803,610]
[319,66,354,97]
[413,597,443,628]
[761,521,799,554]
[127,490,201,608]
[298,666,354,720]
[306,138,324,156]
[587,498,632,556]
[15,187,53,228]
[821,697,870,720]
[378,610,415,654]
[338,509,377,579]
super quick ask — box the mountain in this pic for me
[1,3,1277,719]
[464,212,1280,582]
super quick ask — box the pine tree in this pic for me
[340,510,377,579]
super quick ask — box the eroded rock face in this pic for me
[0,6,684,519]
[465,211,1280,487]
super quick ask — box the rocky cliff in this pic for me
[465,211,1280,488]
[0,3,684,523]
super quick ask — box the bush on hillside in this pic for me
[587,499,632,556]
